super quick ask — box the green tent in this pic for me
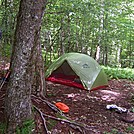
[45,53,108,91]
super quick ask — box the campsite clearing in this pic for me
[0,79,134,133]
[44,79,134,134]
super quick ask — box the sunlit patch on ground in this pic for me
[99,90,121,101]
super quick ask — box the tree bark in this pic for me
[5,0,47,133]
[95,0,104,62]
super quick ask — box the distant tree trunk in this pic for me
[96,0,104,62]
[5,0,47,133]
[74,19,80,52]
[116,44,121,67]
[95,44,101,62]
[67,14,71,52]
[105,46,108,65]
[102,46,108,65]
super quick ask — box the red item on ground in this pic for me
[55,102,69,113]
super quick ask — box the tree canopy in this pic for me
[0,0,134,67]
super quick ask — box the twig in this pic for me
[34,106,51,134]
[32,95,96,133]
[32,96,41,105]
[31,95,63,115]
[42,112,93,130]
[33,105,95,133]
[69,124,83,133]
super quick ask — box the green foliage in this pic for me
[102,66,134,80]
[41,0,134,67]
[103,128,118,134]
[126,126,134,132]
[42,50,58,66]
[0,0,134,68]
[16,119,35,134]
[103,127,134,134]
[0,122,6,134]
[1,44,11,58]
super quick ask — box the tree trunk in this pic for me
[32,41,46,96]
[5,0,47,133]
[96,0,104,62]
[95,44,101,62]
[116,44,121,67]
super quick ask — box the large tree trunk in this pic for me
[5,0,47,133]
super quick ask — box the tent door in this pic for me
[52,60,77,76]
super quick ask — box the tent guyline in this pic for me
[45,52,108,91]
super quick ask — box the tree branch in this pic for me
[34,106,51,134]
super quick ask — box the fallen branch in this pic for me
[42,112,94,130]
[33,105,96,134]
[32,95,64,115]
[32,94,97,133]
[34,106,51,134]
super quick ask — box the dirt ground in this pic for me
[0,77,134,134]
[44,80,134,134]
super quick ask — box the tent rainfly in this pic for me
[45,53,108,91]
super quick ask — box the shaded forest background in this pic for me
[0,0,134,67]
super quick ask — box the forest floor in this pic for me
[0,71,134,133]
[44,80,134,134]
